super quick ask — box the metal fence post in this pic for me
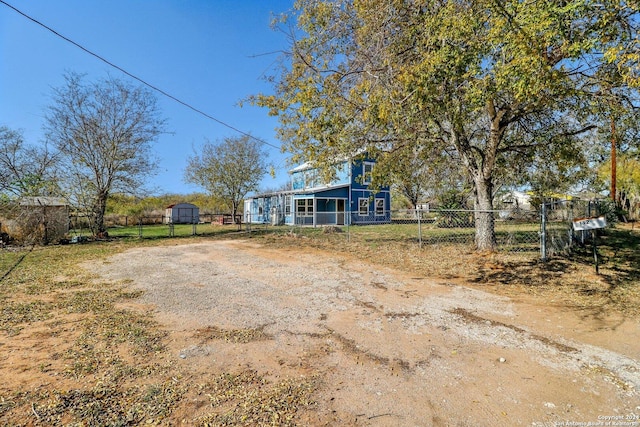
[346,209,350,242]
[568,200,574,250]
[417,208,422,248]
[540,202,547,261]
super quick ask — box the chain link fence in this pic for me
[246,208,542,254]
[541,198,616,260]
[390,208,541,252]
[6,199,611,261]
[245,200,613,261]
[68,213,241,239]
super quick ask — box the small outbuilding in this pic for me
[164,203,199,224]
[19,196,70,244]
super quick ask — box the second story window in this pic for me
[292,173,304,190]
[363,162,374,184]
[305,170,318,188]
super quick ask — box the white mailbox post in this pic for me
[572,216,607,231]
[572,216,607,273]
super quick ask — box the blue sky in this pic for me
[0,0,293,195]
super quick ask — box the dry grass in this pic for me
[256,223,640,316]
[194,325,274,344]
[1,224,638,424]
[0,239,324,425]
[195,370,318,426]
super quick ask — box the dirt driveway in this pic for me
[92,240,640,426]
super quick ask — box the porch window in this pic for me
[296,199,313,216]
[375,198,385,216]
[358,198,369,216]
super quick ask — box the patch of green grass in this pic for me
[70,223,241,239]
[1,243,127,293]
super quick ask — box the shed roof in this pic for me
[20,197,68,207]
[166,202,198,209]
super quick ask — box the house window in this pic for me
[363,162,374,184]
[292,173,304,190]
[375,198,385,216]
[285,195,291,216]
[305,170,318,189]
[296,199,313,216]
[358,198,369,216]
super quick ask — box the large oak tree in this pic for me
[256,0,639,250]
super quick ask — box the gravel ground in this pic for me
[90,239,640,426]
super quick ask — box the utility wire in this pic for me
[0,0,282,150]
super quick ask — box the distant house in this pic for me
[244,157,391,226]
[500,190,533,211]
[19,196,70,244]
[164,203,199,224]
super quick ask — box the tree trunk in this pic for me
[231,200,239,224]
[93,193,108,236]
[473,174,496,252]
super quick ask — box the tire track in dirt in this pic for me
[90,240,640,425]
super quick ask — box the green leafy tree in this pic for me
[599,154,640,219]
[255,0,638,250]
[45,72,166,236]
[385,145,466,210]
[184,135,268,222]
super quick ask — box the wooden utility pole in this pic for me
[611,118,617,202]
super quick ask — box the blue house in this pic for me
[244,158,391,226]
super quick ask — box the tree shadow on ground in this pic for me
[0,245,34,283]
[467,225,640,316]
[592,227,640,286]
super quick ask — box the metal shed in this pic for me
[164,203,199,224]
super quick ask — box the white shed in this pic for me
[165,203,199,224]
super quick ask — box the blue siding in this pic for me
[291,161,350,191]
[245,157,390,227]
[296,186,349,199]
[349,189,391,225]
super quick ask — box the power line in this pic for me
[0,0,282,151]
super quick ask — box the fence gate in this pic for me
[540,199,610,261]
